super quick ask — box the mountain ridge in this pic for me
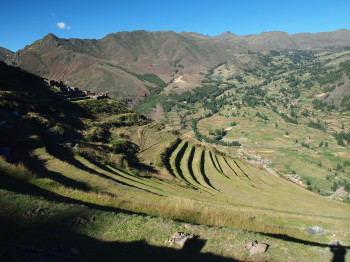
[3,29,350,102]
[0,47,13,61]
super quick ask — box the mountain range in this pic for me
[2,29,350,102]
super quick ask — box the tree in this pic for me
[331,181,338,191]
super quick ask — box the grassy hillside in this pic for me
[0,62,349,261]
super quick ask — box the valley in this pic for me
[139,48,350,200]
[0,29,350,261]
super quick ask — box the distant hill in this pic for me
[214,29,350,50]
[0,47,13,61]
[6,29,350,102]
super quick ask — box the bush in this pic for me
[50,125,65,136]
[307,121,325,131]
[79,99,130,116]
[110,139,139,162]
[88,126,110,142]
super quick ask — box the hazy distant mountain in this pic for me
[226,29,350,50]
[7,29,350,101]
[0,47,13,61]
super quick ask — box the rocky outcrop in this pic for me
[166,232,194,247]
[24,207,45,218]
[246,241,269,256]
[306,226,326,236]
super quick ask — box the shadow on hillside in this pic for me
[0,216,241,262]
[0,176,242,262]
[43,142,161,196]
[0,174,347,262]
[0,173,134,216]
[133,161,158,174]
[10,150,92,192]
[44,142,101,175]
[83,156,161,189]
[259,232,349,262]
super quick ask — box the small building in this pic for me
[92,93,109,100]
[83,90,96,96]
[54,86,69,92]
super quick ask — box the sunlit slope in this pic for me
[165,140,349,219]
[3,138,348,243]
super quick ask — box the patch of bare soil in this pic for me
[150,103,165,121]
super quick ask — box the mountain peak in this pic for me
[43,33,59,40]
[214,31,237,40]
[221,31,236,36]
[32,33,61,49]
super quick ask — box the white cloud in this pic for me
[56,22,71,30]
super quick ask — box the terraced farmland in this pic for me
[161,139,349,240]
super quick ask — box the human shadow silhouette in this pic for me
[330,242,347,262]
[182,238,207,254]
[259,232,349,262]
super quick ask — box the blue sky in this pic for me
[1,0,350,51]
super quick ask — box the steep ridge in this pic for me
[0,47,13,61]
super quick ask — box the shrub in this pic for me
[110,139,139,162]
[307,121,325,131]
[50,125,65,136]
[88,126,110,142]
[79,99,130,116]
